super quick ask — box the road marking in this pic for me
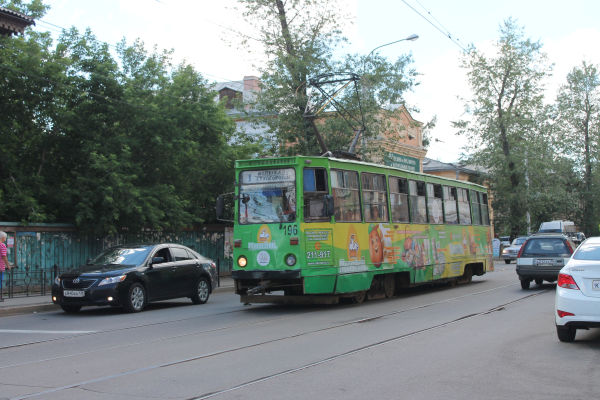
[0,329,95,334]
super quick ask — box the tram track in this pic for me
[6,280,547,399]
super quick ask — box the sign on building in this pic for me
[384,152,420,172]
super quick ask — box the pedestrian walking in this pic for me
[0,231,13,301]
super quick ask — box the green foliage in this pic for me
[456,19,554,237]
[237,0,416,158]
[0,3,240,234]
[555,62,600,235]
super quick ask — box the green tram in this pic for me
[229,155,493,304]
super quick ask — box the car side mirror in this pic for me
[324,195,334,217]
[151,256,165,265]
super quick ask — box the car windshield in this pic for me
[513,237,527,245]
[521,238,571,257]
[239,168,296,224]
[90,246,153,266]
[573,244,600,260]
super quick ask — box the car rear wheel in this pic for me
[556,325,576,342]
[504,259,511,264]
[61,304,81,313]
[191,277,210,304]
[520,279,531,290]
[124,283,146,313]
[535,279,543,285]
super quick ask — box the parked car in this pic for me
[499,236,511,247]
[516,233,576,289]
[567,231,586,245]
[501,236,528,264]
[555,237,600,342]
[52,243,217,313]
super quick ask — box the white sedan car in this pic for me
[555,237,600,342]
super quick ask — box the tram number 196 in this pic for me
[280,224,298,236]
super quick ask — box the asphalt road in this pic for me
[1,262,599,400]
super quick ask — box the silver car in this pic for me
[516,234,576,289]
[501,236,528,264]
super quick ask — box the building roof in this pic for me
[0,6,34,36]
[422,157,486,175]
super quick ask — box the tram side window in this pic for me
[303,168,330,222]
[457,188,472,225]
[443,186,459,224]
[481,193,490,225]
[409,180,427,223]
[471,190,482,225]
[331,169,362,222]
[389,177,409,223]
[361,173,389,222]
[426,183,443,224]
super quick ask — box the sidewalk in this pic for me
[0,276,235,317]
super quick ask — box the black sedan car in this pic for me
[52,243,217,313]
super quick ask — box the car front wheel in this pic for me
[124,283,146,313]
[556,325,576,342]
[504,259,511,264]
[191,277,210,304]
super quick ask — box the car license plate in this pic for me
[593,280,600,290]
[63,290,85,297]
[536,259,554,265]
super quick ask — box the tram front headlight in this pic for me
[238,256,248,268]
[285,254,296,266]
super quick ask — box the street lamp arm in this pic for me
[366,34,419,60]
[363,34,418,73]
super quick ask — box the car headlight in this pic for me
[54,277,61,285]
[98,275,126,286]
[238,256,247,268]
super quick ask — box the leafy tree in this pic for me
[237,0,417,158]
[555,62,600,235]
[455,19,553,237]
[0,0,60,222]
[0,1,243,234]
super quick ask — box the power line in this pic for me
[400,0,469,53]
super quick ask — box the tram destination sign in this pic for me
[384,152,420,172]
[241,168,295,184]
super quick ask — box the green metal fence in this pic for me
[0,223,232,299]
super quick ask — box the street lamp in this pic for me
[365,34,419,62]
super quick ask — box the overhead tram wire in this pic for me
[400,0,469,53]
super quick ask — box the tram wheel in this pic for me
[353,291,366,304]
[383,275,395,298]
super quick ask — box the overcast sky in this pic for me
[38,0,600,162]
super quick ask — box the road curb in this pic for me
[0,303,60,317]
[0,285,235,317]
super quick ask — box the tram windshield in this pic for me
[239,168,296,224]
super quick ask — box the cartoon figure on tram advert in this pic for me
[368,224,384,267]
